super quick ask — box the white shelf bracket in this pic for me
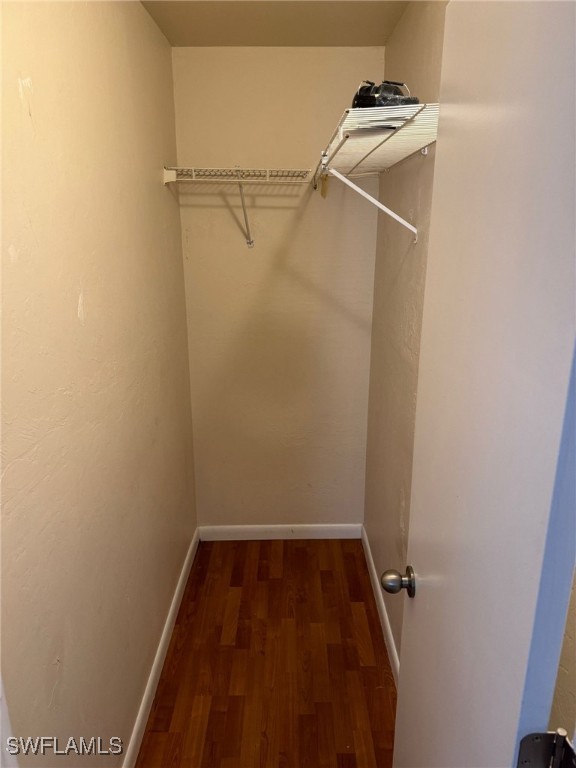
[329,169,418,243]
[163,168,177,184]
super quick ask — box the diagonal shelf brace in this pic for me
[329,169,418,242]
[237,173,255,248]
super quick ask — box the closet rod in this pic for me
[329,169,418,241]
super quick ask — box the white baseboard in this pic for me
[198,523,362,541]
[361,526,400,685]
[123,529,200,768]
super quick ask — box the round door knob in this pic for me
[380,566,416,598]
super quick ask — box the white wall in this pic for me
[364,1,447,655]
[2,3,196,763]
[172,47,382,527]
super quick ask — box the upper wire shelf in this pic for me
[164,167,312,184]
[314,103,439,183]
[313,103,440,242]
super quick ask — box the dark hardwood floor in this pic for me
[136,539,396,767]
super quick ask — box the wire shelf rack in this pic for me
[316,103,439,181]
[164,167,312,184]
[314,103,440,241]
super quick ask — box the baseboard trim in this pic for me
[361,526,400,685]
[123,528,200,768]
[197,524,362,541]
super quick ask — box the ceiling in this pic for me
[142,1,408,47]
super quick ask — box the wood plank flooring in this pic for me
[136,539,396,768]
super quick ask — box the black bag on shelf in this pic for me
[352,80,419,108]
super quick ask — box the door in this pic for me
[392,3,575,767]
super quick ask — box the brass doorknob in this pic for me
[380,566,416,598]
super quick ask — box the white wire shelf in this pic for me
[314,103,440,242]
[316,103,439,181]
[164,167,312,184]
[163,167,312,248]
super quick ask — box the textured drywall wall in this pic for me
[549,571,576,737]
[364,1,447,655]
[172,47,382,526]
[2,3,196,763]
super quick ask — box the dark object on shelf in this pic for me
[352,80,419,108]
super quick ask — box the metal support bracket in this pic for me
[328,169,418,242]
[313,151,329,191]
[164,168,177,184]
[237,173,254,248]
[517,730,576,768]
